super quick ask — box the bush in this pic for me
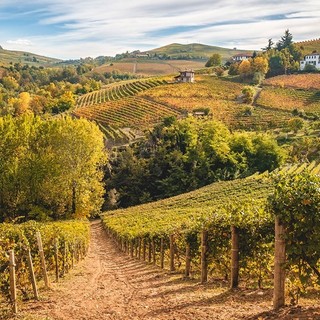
[242,86,255,104]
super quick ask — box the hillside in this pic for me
[296,38,320,55]
[102,172,271,237]
[148,43,252,61]
[73,74,298,145]
[102,162,319,238]
[94,59,205,76]
[259,74,320,116]
[0,46,60,67]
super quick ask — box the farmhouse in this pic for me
[231,53,252,62]
[174,70,195,83]
[300,52,320,70]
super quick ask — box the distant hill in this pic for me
[148,43,252,61]
[0,46,61,67]
[296,39,320,55]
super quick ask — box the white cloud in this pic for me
[1,0,320,59]
[6,39,33,46]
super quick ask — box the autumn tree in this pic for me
[238,60,252,79]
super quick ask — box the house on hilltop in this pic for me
[231,53,252,62]
[300,52,320,70]
[174,70,195,83]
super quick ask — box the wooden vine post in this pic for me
[160,238,165,269]
[230,226,239,288]
[152,238,156,265]
[185,241,191,278]
[36,231,50,288]
[169,234,175,272]
[134,239,138,258]
[130,239,134,258]
[148,239,152,263]
[201,230,208,284]
[143,238,146,261]
[9,250,18,314]
[273,216,286,309]
[26,248,39,300]
[54,238,59,282]
[138,238,141,260]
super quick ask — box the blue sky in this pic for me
[0,0,319,59]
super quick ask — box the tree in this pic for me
[0,115,107,221]
[107,118,284,208]
[252,57,269,75]
[205,54,222,67]
[268,169,320,297]
[15,92,31,115]
[2,76,19,91]
[262,38,274,51]
[276,29,293,51]
[238,60,252,79]
[242,86,255,104]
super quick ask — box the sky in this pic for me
[0,0,319,60]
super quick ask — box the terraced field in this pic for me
[76,79,167,107]
[75,96,181,129]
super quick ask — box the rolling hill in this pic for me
[148,43,252,61]
[0,46,61,67]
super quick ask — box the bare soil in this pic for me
[9,221,320,320]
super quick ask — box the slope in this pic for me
[148,43,252,60]
[0,46,60,67]
[296,38,320,55]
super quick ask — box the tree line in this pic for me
[105,117,284,208]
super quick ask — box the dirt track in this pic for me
[18,221,320,320]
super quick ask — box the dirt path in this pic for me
[19,221,320,320]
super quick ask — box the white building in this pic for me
[231,53,252,62]
[300,53,320,70]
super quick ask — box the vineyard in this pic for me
[74,75,316,145]
[93,59,205,76]
[102,162,320,289]
[142,76,293,129]
[0,220,89,311]
[263,74,320,90]
[76,79,168,108]
[256,86,320,115]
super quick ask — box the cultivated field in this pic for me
[93,59,205,76]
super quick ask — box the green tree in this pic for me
[242,86,255,104]
[0,115,107,221]
[268,169,320,286]
[262,38,274,51]
[205,53,222,67]
[276,29,293,51]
